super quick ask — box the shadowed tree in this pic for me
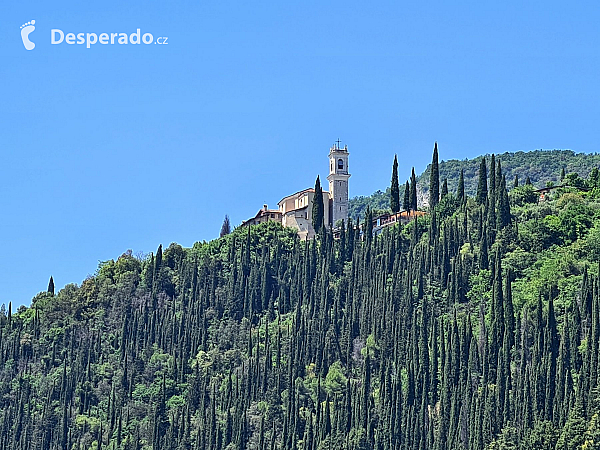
[403,180,410,211]
[312,175,324,233]
[441,178,448,199]
[220,215,231,238]
[410,167,418,211]
[457,169,465,202]
[430,142,440,208]
[48,276,55,295]
[390,155,400,213]
[497,176,511,229]
[477,157,488,204]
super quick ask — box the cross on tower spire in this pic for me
[336,138,341,149]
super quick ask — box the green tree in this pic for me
[403,180,410,211]
[390,155,400,213]
[312,175,325,233]
[155,244,163,276]
[220,215,231,237]
[497,176,511,229]
[441,178,448,199]
[457,169,465,202]
[477,157,488,204]
[410,167,418,211]
[557,402,587,449]
[48,276,55,295]
[430,142,440,208]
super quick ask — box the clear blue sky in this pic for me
[2,1,600,307]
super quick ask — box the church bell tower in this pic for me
[327,139,350,227]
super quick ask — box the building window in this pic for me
[338,159,344,170]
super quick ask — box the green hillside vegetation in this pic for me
[349,149,600,220]
[3,151,600,449]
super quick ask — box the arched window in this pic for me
[338,159,344,170]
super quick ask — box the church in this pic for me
[242,140,351,239]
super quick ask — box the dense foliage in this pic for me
[3,152,600,450]
[349,149,600,220]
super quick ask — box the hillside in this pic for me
[349,149,600,220]
[2,152,600,449]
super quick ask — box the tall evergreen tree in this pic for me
[410,167,418,212]
[403,181,411,211]
[490,154,496,200]
[496,159,503,193]
[477,157,488,204]
[312,175,325,233]
[220,215,231,237]
[497,176,511,229]
[390,155,400,213]
[430,142,440,208]
[457,169,465,202]
[155,244,163,275]
[48,276,55,295]
[441,178,448,199]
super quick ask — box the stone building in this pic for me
[278,188,331,240]
[242,205,283,227]
[241,141,351,239]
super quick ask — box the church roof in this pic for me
[277,187,329,206]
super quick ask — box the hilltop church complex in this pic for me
[242,141,351,239]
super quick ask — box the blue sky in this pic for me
[2,1,600,307]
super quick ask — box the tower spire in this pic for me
[327,140,351,227]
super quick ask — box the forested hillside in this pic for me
[3,151,600,450]
[349,149,600,220]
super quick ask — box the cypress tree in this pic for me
[155,244,163,275]
[495,159,503,192]
[391,155,400,213]
[430,142,440,208]
[312,175,325,233]
[476,158,488,204]
[48,276,55,295]
[410,168,418,212]
[497,175,511,229]
[489,154,496,200]
[365,207,374,241]
[220,215,231,237]
[525,176,532,186]
[441,178,448,199]
[403,181,410,211]
[513,175,519,188]
[561,167,566,181]
[457,169,465,202]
